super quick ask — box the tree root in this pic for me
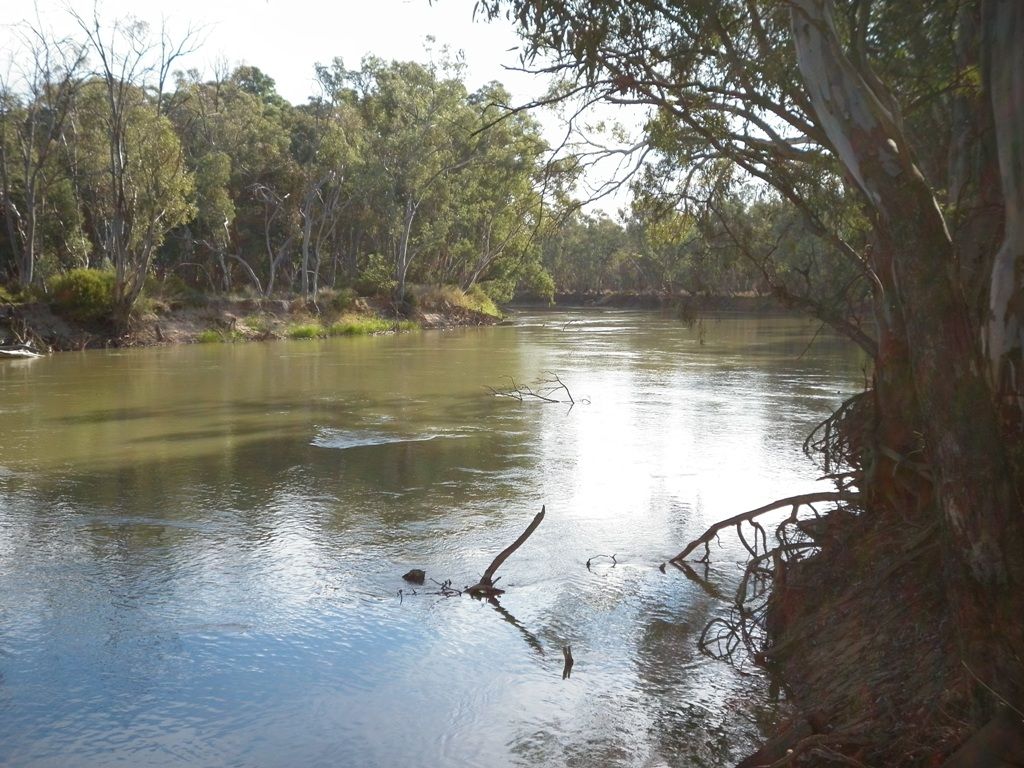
[667,491,861,667]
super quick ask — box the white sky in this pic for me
[3,0,544,105]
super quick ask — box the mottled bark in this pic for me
[792,0,1024,707]
[984,0,1024,408]
[949,2,1003,334]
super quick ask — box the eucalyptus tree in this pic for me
[166,67,298,295]
[444,82,548,291]
[341,57,483,301]
[540,212,634,294]
[70,78,195,320]
[290,92,364,299]
[69,11,197,327]
[479,0,1024,732]
[0,22,87,287]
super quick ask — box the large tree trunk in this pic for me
[983,0,1024,422]
[791,0,1024,712]
[949,2,1004,337]
[395,197,417,302]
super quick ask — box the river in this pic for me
[0,309,866,767]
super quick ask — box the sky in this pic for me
[3,0,546,106]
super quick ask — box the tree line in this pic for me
[0,12,584,326]
[2,9,874,329]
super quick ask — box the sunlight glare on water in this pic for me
[0,309,866,767]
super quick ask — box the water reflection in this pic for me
[0,310,866,766]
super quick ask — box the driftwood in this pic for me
[586,553,617,570]
[466,506,545,598]
[488,373,588,408]
[562,645,574,679]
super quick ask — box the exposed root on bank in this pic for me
[668,491,858,665]
[672,394,988,766]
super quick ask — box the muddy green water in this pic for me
[0,310,866,767]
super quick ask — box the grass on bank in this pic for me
[409,284,502,318]
[285,316,418,339]
[195,329,224,343]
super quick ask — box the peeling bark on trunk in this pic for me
[983,0,1024,412]
[792,0,1024,709]
[949,2,1004,336]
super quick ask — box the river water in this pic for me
[0,309,866,767]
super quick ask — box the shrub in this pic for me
[195,329,224,343]
[243,314,272,335]
[465,284,501,317]
[286,322,324,339]
[354,253,397,297]
[515,262,556,305]
[50,269,115,322]
[325,287,359,312]
[476,278,515,305]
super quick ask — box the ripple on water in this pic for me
[0,311,863,767]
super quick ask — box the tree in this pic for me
[166,66,297,296]
[290,93,362,299]
[479,0,1024,748]
[340,57,482,302]
[0,21,87,287]
[445,82,548,292]
[71,11,197,328]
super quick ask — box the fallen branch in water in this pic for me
[466,506,545,598]
[488,372,588,408]
[586,553,617,570]
[562,646,574,679]
[430,578,462,597]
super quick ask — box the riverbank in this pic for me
[740,502,968,767]
[1,290,501,353]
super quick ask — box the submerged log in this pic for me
[562,645,574,679]
[0,343,44,358]
[466,506,545,598]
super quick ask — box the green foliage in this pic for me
[285,322,324,339]
[476,278,515,305]
[514,261,556,304]
[326,287,359,312]
[195,329,224,343]
[242,314,272,335]
[465,284,502,317]
[326,316,415,335]
[49,269,115,322]
[354,254,397,297]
